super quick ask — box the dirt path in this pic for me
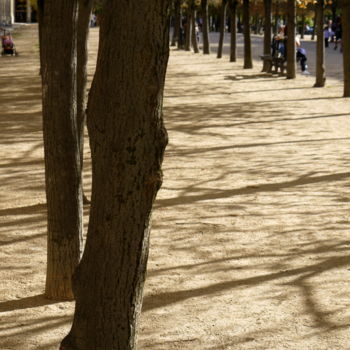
[1,25,350,350]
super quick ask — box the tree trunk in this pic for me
[311,9,317,40]
[60,1,170,349]
[342,1,350,96]
[229,0,237,62]
[171,0,181,46]
[253,13,258,34]
[77,0,93,205]
[314,0,325,87]
[332,0,337,24]
[201,0,210,54]
[262,0,272,72]
[191,2,199,53]
[300,14,305,39]
[243,0,252,69]
[38,0,83,300]
[217,0,227,59]
[274,0,279,35]
[185,7,192,51]
[286,0,296,79]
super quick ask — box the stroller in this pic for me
[1,28,18,56]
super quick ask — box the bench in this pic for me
[260,54,286,75]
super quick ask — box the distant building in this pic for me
[0,0,37,26]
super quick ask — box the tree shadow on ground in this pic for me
[0,294,59,312]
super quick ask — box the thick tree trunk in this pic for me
[201,0,210,54]
[286,0,296,79]
[38,0,83,300]
[243,0,252,69]
[342,1,350,96]
[314,0,325,87]
[191,3,199,53]
[77,0,93,205]
[229,0,237,62]
[171,0,181,46]
[60,1,170,349]
[262,0,272,72]
[217,0,227,59]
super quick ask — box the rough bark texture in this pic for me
[262,0,272,72]
[171,0,181,46]
[342,1,350,97]
[38,0,83,300]
[286,0,296,79]
[217,0,227,59]
[191,2,199,54]
[77,0,93,205]
[60,1,170,349]
[229,0,237,62]
[201,0,210,54]
[314,0,325,87]
[243,0,252,69]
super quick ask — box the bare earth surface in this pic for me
[0,25,349,350]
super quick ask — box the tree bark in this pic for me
[201,0,210,54]
[171,0,181,46]
[262,0,272,72]
[286,0,296,79]
[185,6,192,51]
[274,0,279,35]
[311,8,317,40]
[60,1,170,349]
[300,14,305,39]
[38,0,83,300]
[342,1,350,96]
[243,0,252,69]
[191,2,199,53]
[229,0,237,62]
[217,0,227,59]
[77,0,93,205]
[314,0,325,87]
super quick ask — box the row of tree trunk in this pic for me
[172,0,350,96]
[37,0,349,348]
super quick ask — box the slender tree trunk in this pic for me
[201,0,210,54]
[229,0,237,62]
[300,14,305,39]
[311,9,317,40]
[60,1,170,349]
[332,0,337,24]
[185,7,192,51]
[274,0,279,35]
[38,0,83,300]
[217,0,227,59]
[314,0,325,87]
[243,0,252,68]
[253,13,258,34]
[191,3,199,53]
[342,1,350,96]
[77,0,93,205]
[171,0,181,46]
[286,0,296,79]
[262,0,272,72]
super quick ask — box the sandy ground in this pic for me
[0,25,350,350]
